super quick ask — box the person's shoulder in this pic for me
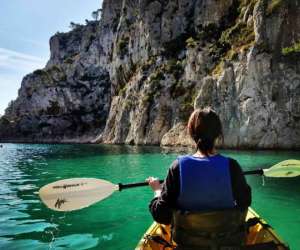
[171,154,198,171]
[218,154,238,163]
[224,156,243,173]
[170,158,180,171]
[218,154,241,168]
[176,154,194,164]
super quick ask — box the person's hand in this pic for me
[146,176,161,191]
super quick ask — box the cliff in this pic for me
[0,0,299,149]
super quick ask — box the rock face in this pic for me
[0,22,111,143]
[0,0,299,149]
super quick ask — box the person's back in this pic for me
[177,154,235,211]
[147,108,251,249]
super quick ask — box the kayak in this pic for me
[135,208,289,250]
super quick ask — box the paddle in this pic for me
[39,159,300,212]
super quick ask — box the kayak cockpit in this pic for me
[135,208,289,250]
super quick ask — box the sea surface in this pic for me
[0,144,299,250]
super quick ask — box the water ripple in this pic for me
[0,144,299,249]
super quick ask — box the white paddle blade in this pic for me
[39,178,119,212]
[263,159,300,178]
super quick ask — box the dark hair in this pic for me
[187,107,223,155]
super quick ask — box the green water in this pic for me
[0,144,299,250]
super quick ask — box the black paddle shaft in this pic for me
[118,180,164,191]
[118,169,264,191]
[243,169,264,176]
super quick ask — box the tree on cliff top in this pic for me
[69,22,81,30]
[91,9,102,21]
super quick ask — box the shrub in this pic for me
[149,70,165,83]
[33,69,48,77]
[141,57,156,72]
[117,37,129,58]
[142,94,151,105]
[165,60,184,80]
[220,21,254,48]
[282,41,300,55]
[124,99,133,109]
[186,37,198,48]
[119,86,128,96]
[170,80,186,98]
[267,0,283,16]
[163,33,189,58]
[33,69,53,83]
[69,22,82,30]
[64,57,74,64]
[46,101,61,116]
[211,61,225,77]
[197,23,219,41]
[91,9,102,21]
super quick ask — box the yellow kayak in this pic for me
[135,208,289,250]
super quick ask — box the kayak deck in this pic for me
[135,208,289,250]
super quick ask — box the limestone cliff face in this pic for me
[0,0,299,149]
[0,22,111,143]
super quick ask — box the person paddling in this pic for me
[147,107,251,249]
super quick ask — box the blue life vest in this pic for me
[177,154,235,211]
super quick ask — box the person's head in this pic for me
[187,107,223,155]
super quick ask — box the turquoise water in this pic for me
[0,144,299,250]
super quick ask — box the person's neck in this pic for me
[193,149,218,158]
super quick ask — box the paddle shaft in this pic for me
[243,169,264,175]
[118,169,264,191]
[119,180,164,191]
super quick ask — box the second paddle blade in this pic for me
[39,178,119,211]
[264,159,300,178]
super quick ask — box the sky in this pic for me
[0,0,103,115]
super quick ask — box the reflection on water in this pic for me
[0,144,299,250]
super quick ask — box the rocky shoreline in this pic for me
[0,0,299,149]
